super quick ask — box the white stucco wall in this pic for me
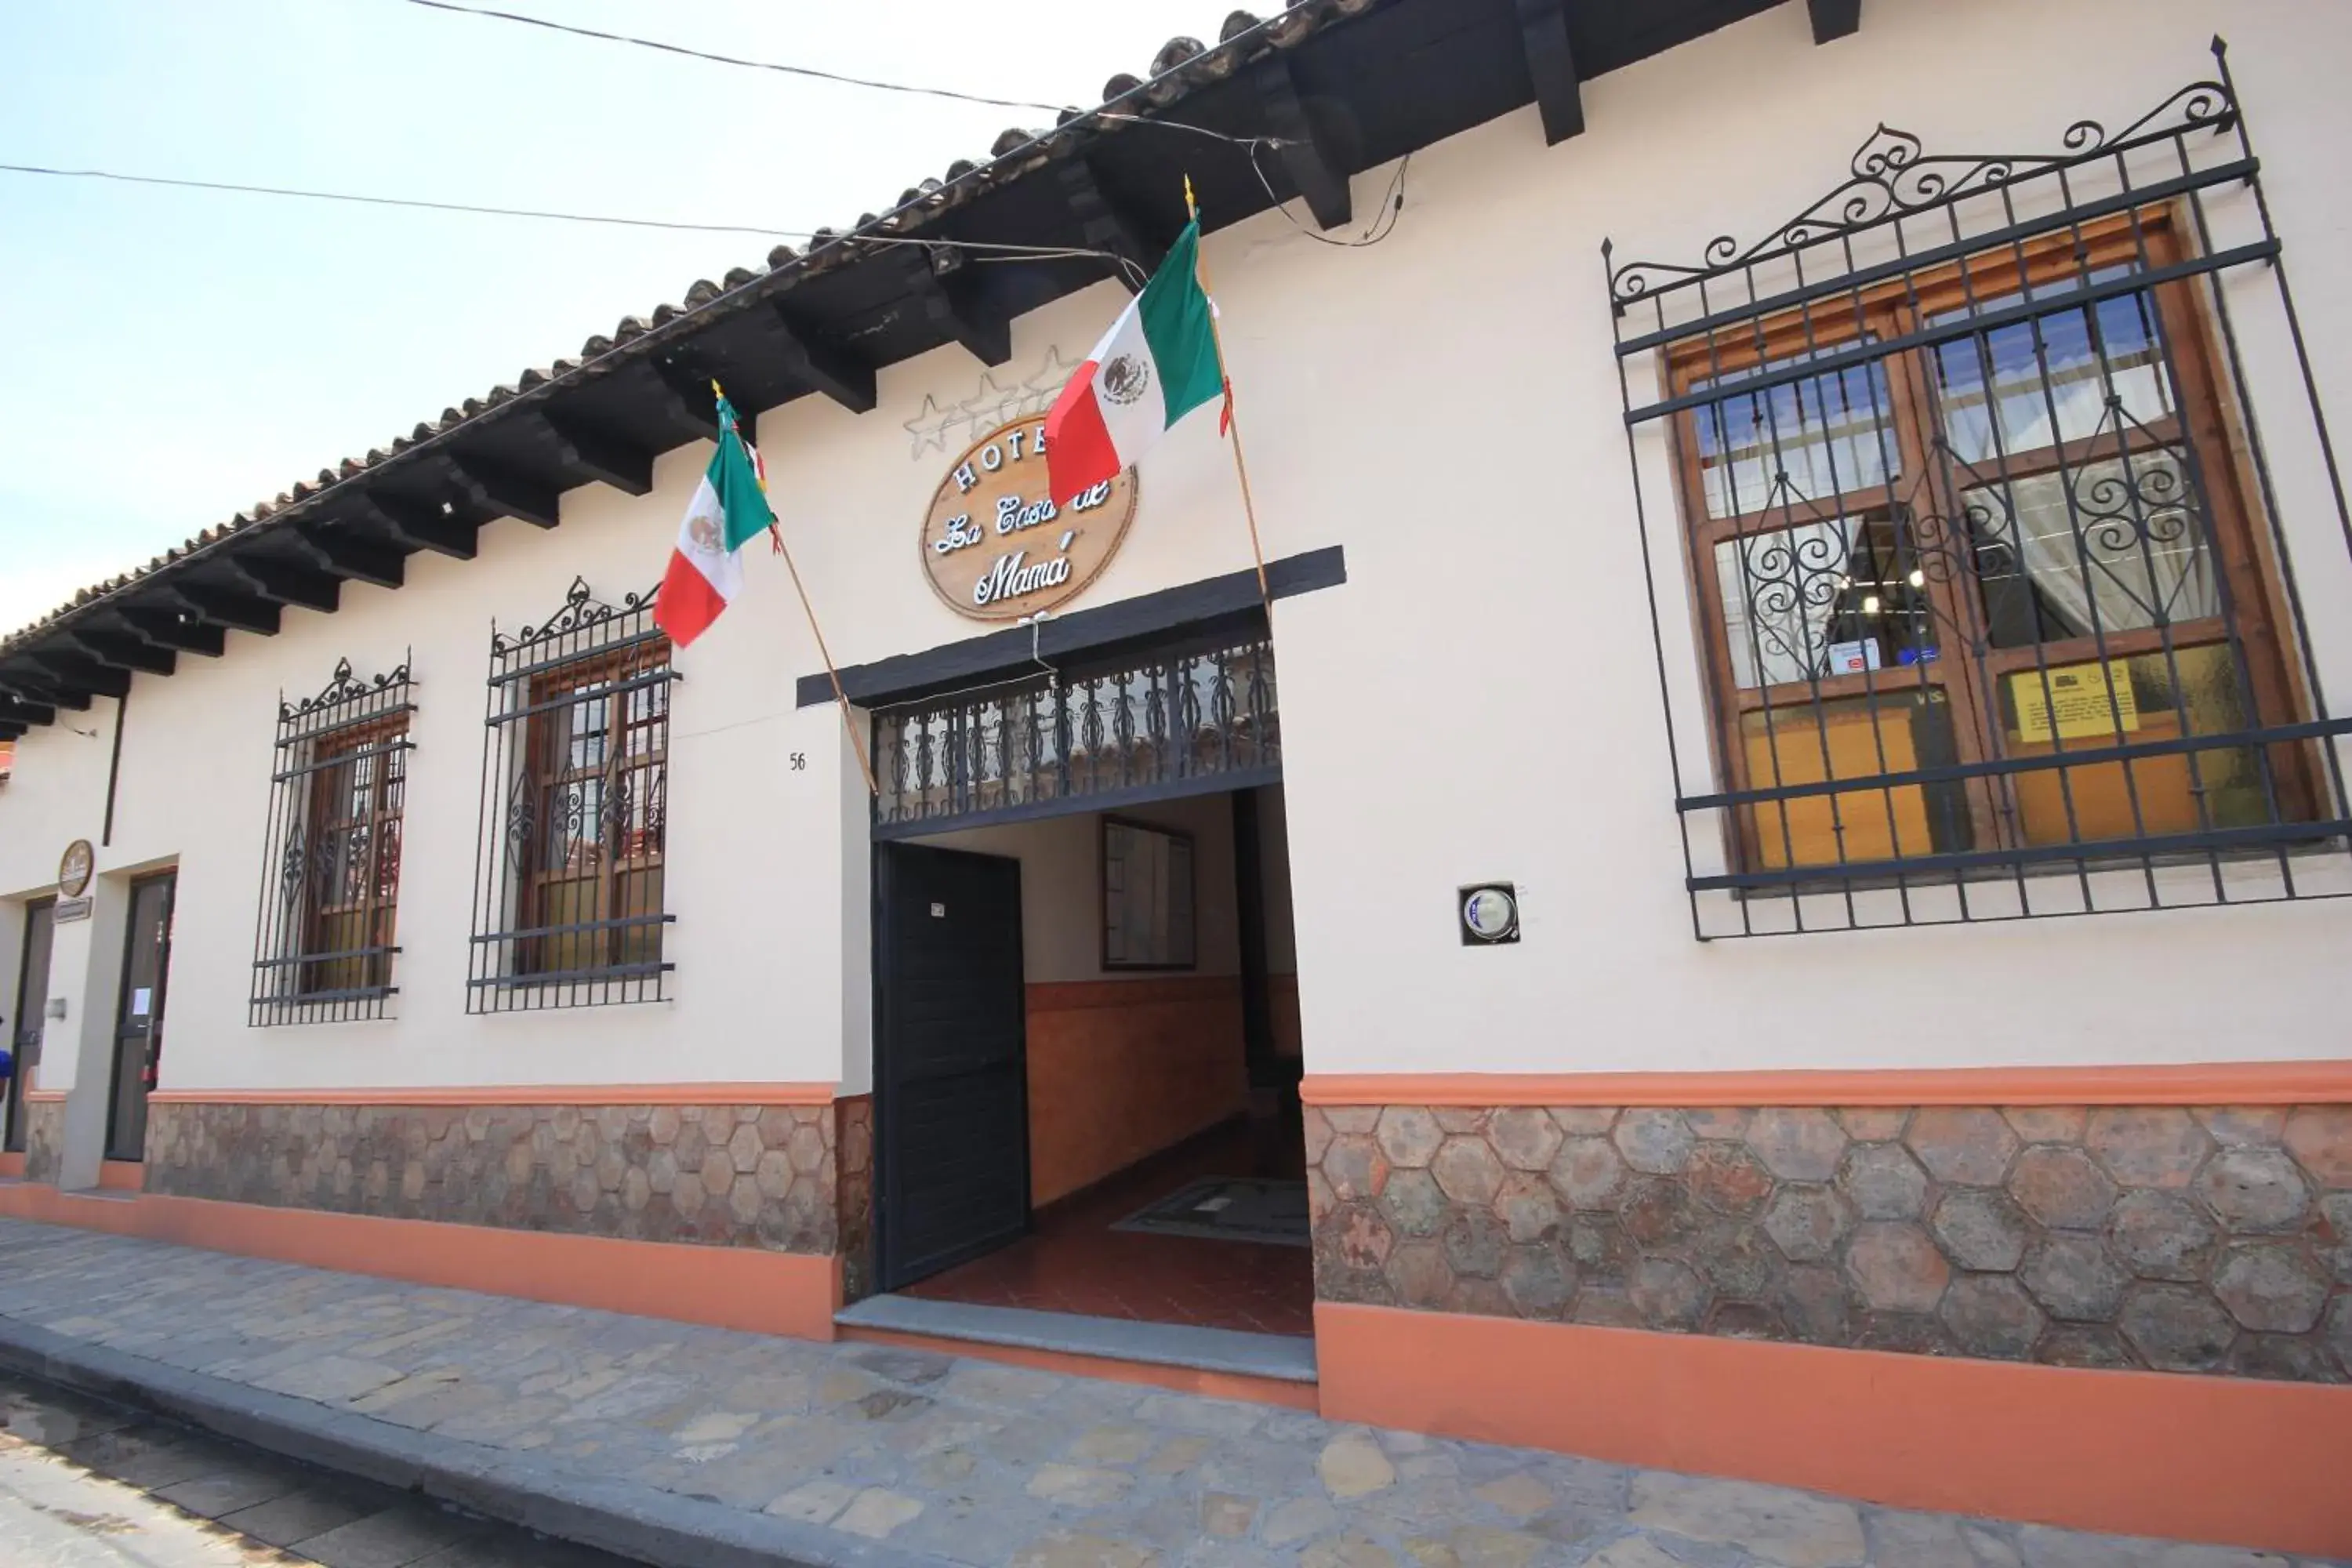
[918,793,1245,985]
[3,0,2347,1120]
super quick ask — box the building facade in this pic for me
[2,0,2349,1553]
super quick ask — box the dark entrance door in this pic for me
[107,873,175,1163]
[5,898,55,1154]
[874,842,1029,1290]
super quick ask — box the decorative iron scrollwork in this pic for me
[1606,74,2238,307]
[279,653,413,724]
[492,576,661,655]
[504,789,536,870]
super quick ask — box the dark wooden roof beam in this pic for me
[5,673,91,713]
[1056,159,1167,296]
[345,492,478,560]
[1808,0,1860,43]
[768,307,877,413]
[0,695,54,728]
[228,554,342,614]
[24,652,130,702]
[439,452,561,529]
[900,249,1012,367]
[291,523,406,590]
[537,410,655,496]
[1254,57,1352,230]
[161,582,281,637]
[1515,0,1585,143]
[63,629,175,677]
[115,606,226,657]
[644,355,725,442]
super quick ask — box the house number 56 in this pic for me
[789,753,808,771]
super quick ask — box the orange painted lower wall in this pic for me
[0,1182,840,1343]
[0,1154,23,1179]
[1025,976,1247,1205]
[97,1160,143,1192]
[1316,1301,2352,1559]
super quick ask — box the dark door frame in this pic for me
[107,870,175,1163]
[5,898,55,1154]
[872,840,1032,1293]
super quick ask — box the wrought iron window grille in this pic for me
[249,655,414,1024]
[1604,42,2352,938]
[873,625,1279,836]
[469,577,677,1010]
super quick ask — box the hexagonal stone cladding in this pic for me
[143,1099,843,1254]
[20,1101,65,1186]
[1305,1101,2351,1383]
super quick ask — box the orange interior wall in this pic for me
[1025,976,1247,1205]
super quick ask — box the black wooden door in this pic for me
[5,898,54,1153]
[107,873,175,1162]
[875,841,1029,1290]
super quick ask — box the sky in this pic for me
[0,0,1223,637]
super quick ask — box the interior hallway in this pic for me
[902,1116,1313,1338]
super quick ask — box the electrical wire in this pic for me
[0,161,811,238]
[397,0,1074,115]
[1249,146,1412,247]
[0,160,1146,282]
[394,0,1298,151]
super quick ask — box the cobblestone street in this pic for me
[0,1219,2332,1566]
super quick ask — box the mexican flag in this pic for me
[1046,218,1225,506]
[655,394,773,647]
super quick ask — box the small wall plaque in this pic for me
[53,896,93,924]
[1459,883,1520,946]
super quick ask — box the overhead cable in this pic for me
[0,161,1141,279]
[397,0,1074,115]
[0,161,812,238]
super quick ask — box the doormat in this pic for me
[1111,1178,1311,1248]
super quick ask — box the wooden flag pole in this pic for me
[1184,178,1275,626]
[719,379,879,798]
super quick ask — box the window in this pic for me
[1102,818,1196,969]
[470,579,674,1010]
[1608,67,2352,933]
[249,658,412,1023]
[1671,213,2313,878]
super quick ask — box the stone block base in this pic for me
[21,1101,64,1186]
[143,1098,843,1254]
[1306,1101,2352,1382]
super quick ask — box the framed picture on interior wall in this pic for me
[1102,817,1196,971]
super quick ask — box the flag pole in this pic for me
[1183,177,1275,626]
[720,379,880,798]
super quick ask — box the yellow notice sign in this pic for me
[2011,662,2140,744]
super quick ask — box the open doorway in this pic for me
[871,783,1308,1344]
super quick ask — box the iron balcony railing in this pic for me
[873,632,1279,835]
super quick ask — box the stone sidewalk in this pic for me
[0,1219,2325,1568]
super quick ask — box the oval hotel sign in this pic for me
[920,416,1138,621]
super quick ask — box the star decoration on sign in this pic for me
[1020,346,1078,416]
[902,394,955,458]
[903,347,1085,460]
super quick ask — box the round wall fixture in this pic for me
[57,838,94,898]
[1459,882,1520,946]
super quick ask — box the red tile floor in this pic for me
[902,1115,1316,1338]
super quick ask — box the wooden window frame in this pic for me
[296,713,408,996]
[1665,205,2314,875]
[512,639,671,979]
